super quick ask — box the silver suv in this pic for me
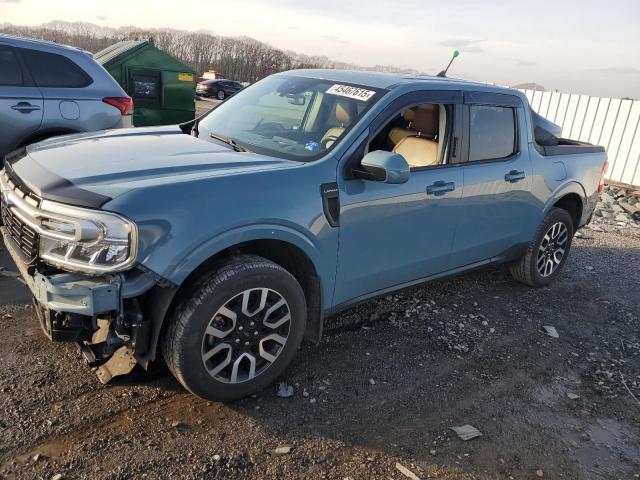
[0,34,133,159]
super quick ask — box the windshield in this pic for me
[197,75,385,161]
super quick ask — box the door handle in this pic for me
[504,170,526,182]
[426,181,455,195]
[11,102,41,113]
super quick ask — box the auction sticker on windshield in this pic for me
[326,84,376,101]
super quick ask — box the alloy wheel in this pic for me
[536,221,568,277]
[201,288,291,384]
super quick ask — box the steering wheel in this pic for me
[254,122,286,134]
[321,135,339,149]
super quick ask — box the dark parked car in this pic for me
[196,79,243,100]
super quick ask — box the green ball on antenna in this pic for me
[437,50,460,77]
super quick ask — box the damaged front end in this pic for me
[2,223,174,382]
[1,165,176,383]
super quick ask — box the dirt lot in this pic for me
[0,223,639,480]
[195,97,220,117]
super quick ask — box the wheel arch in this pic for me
[544,181,587,228]
[553,193,583,229]
[146,236,325,364]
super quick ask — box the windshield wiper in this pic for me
[209,132,250,153]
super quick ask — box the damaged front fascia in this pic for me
[3,224,171,365]
[2,204,179,372]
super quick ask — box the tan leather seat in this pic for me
[388,105,440,147]
[388,108,416,146]
[394,137,439,168]
[321,99,357,148]
[392,105,440,168]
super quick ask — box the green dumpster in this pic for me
[94,39,195,127]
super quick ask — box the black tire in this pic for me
[216,89,226,100]
[162,255,306,401]
[510,207,574,287]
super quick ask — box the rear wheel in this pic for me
[162,255,306,401]
[217,89,226,100]
[510,207,574,287]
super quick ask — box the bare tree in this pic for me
[0,21,429,82]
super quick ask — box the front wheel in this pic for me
[162,255,306,401]
[216,89,226,100]
[510,207,574,287]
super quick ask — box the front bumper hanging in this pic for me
[2,225,158,382]
[2,225,154,316]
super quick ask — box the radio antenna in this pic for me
[437,50,460,78]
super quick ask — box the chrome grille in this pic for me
[0,171,41,261]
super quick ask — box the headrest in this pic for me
[402,108,415,122]
[412,104,439,135]
[335,99,357,125]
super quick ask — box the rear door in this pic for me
[19,47,93,136]
[0,44,43,157]
[450,91,538,267]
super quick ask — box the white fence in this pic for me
[519,89,640,187]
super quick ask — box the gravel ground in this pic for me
[195,97,220,117]
[1,223,639,480]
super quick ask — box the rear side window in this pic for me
[469,105,516,161]
[0,46,23,86]
[20,48,92,88]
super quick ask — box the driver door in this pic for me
[333,90,464,306]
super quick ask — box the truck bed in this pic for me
[537,138,606,156]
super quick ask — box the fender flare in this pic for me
[164,222,325,286]
[542,180,587,216]
[141,223,328,364]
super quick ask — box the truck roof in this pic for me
[282,68,524,97]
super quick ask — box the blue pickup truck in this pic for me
[1,70,607,401]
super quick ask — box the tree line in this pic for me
[0,21,426,82]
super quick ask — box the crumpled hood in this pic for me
[8,126,299,206]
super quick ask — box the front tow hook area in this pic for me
[94,347,138,384]
[77,318,138,383]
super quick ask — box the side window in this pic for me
[20,48,92,88]
[367,103,452,170]
[0,46,23,86]
[468,105,516,161]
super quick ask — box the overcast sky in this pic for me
[2,0,639,98]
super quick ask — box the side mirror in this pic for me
[352,150,410,184]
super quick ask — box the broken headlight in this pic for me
[37,200,137,274]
